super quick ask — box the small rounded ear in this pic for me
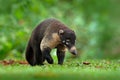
[59,29,64,35]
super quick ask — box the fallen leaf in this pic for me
[18,61,28,65]
[83,61,91,65]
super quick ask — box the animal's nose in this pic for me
[69,46,77,55]
[71,50,77,55]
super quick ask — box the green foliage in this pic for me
[0,0,120,59]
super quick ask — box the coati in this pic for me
[25,18,77,66]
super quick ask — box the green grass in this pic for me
[0,59,120,80]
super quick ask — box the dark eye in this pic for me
[66,39,70,42]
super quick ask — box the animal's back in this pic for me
[31,18,60,42]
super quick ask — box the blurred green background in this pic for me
[0,0,120,60]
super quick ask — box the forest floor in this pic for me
[0,59,120,80]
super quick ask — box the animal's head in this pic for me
[58,29,77,55]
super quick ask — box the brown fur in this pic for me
[25,18,77,66]
[40,33,61,51]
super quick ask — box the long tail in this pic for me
[25,42,36,66]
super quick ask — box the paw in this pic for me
[47,59,54,64]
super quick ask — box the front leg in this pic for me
[42,47,53,64]
[57,45,66,65]
[40,34,60,64]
